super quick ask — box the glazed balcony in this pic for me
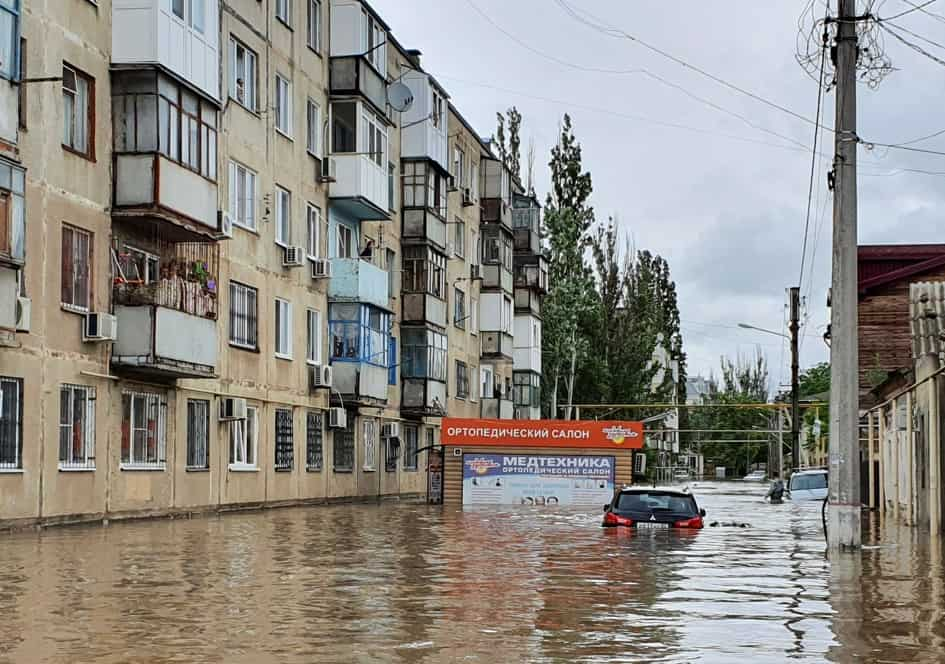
[481,397,514,420]
[329,55,387,117]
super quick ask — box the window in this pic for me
[0,377,23,470]
[306,411,323,470]
[171,0,184,20]
[229,38,257,111]
[275,298,292,359]
[455,361,469,399]
[385,435,397,472]
[62,64,93,158]
[59,384,95,470]
[139,76,217,178]
[362,418,377,471]
[388,336,397,386]
[503,296,513,334]
[329,304,391,366]
[0,0,19,82]
[121,391,166,469]
[336,223,353,258]
[229,281,258,349]
[307,0,322,52]
[454,288,466,329]
[230,406,258,469]
[454,218,465,257]
[276,0,292,25]
[514,373,541,410]
[307,309,322,365]
[402,161,447,218]
[402,328,447,381]
[275,186,291,246]
[275,74,292,136]
[403,426,418,471]
[362,8,386,77]
[61,224,92,311]
[388,162,395,211]
[431,88,444,129]
[275,408,294,470]
[190,0,205,33]
[186,399,210,469]
[363,107,386,167]
[483,232,512,271]
[306,204,321,258]
[471,297,478,336]
[0,161,26,263]
[306,98,321,155]
[228,161,257,230]
[402,246,445,298]
[333,417,354,471]
[481,366,494,399]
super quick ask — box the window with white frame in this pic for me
[230,406,258,468]
[502,296,513,334]
[229,38,257,111]
[275,298,292,359]
[431,88,444,129]
[306,411,323,470]
[121,391,166,469]
[307,0,322,52]
[362,418,377,471]
[0,377,23,471]
[0,0,20,82]
[229,281,258,349]
[228,161,257,230]
[361,107,386,167]
[172,0,184,20]
[276,0,292,26]
[307,98,321,156]
[61,224,92,311]
[275,407,294,470]
[307,309,322,365]
[454,218,465,257]
[275,185,291,246]
[480,366,494,399]
[403,425,418,471]
[186,399,210,469]
[59,384,95,469]
[62,64,93,158]
[306,204,321,258]
[275,74,292,136]
[336,224,353,258]
[190,0,205,33]
[361,8,386,77]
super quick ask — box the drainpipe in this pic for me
[930,375,941,535]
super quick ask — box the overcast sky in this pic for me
[373,0,945,391]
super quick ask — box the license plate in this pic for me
[636,522,669,529]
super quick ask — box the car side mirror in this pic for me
[603,504,610,512]
[700,508,706,517]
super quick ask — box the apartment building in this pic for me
[0,0,544,528]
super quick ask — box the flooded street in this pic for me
[1,481,943,663]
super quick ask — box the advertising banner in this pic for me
[442,418,643,450]
[462,453,616,506]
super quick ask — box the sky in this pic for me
[371,0,945,392]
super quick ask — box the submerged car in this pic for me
[743,470,767,482]
[788,469,828,501]
[602,487,706,529]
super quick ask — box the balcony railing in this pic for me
[480,198,512,230]
[328,257,390,309]
[329,56,387,116]
[481,397,514,420]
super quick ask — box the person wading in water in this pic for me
[766,472,785,504]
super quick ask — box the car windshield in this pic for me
[791,473,828,491]
[616,492,697,515]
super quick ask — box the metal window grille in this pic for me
[0,377,23,470]
[59,384,96,469]
[229,281,258,348]
[403,425,418,471]
[120,391,166,468]
[456,361,469,399]
[333,419,354,471]
[306,411,323,470]
[186,400,210,469]
[362,419,377,471]
[275,408,294,470]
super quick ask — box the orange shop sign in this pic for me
[441,418,644,450]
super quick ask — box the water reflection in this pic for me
[0,483,942,662]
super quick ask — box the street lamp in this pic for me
[739,316,800,474]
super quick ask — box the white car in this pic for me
[788,469,828,501]
[743,470,767,482]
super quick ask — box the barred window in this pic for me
[306,411,323,471]
[333,418,354,472]
[362,418,377,471]
[275,408,294,471]
[229,281,258,349]
[59,384,95,469]
[186,399,210,469]
[403,425,418,471]
[385,436,398,472]
[121,391,166,469]
[455,361,469,400]
[0,377,23,470]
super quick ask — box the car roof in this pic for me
[793,469,828,475]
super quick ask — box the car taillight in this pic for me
[603,512,634,527]
[674,516,704,529]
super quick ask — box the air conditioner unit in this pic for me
[283,245,306,267]
[470,264,481,280]
[15,296,30,333]
[217,210,234,239]
[83,312,118,342]
[633,452,647,475]
[219,397,248,421]
[318,157,337,183]
[381,422,400,439]
[328,407,347,429]
[311,258,332,279]
[310,364,332,389]
[461,187,473,207]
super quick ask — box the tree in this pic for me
[800,362,830,397]
[799,362,830,452]
[494,112,508,166]
[507,106,522,185]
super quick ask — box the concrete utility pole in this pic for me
[790,286,801,471]
[828,0,861,549]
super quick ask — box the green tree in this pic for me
[507,107,522,185]
[799,362,830,452]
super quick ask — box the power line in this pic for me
[882,19,945,51]
[898,0,945,23]
[878,21,945,68]
[883,0,941,20]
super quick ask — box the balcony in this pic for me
[481,397,514,420]
[402,378,447,416]
[112,305,217,379]
[513,257,548,294]
[329,303,393,405]
[402,208,447,250]
[402,293,446,328]
[328,154,391,221]
[329,56,387,117]
[480,197,512,231]
[514,405,541,421]
[331,362,389,404]
[328,257,390,309]
[481,263,513,293]
[481,331,514,359]
[515,288,541,316]
[513,201,541,255]
[400,72,449,172]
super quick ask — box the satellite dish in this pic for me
[387,81,414,113]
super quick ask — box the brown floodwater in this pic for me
[0,482,943,663]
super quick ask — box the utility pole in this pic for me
[828,0,861,549]
[790,286,801,472]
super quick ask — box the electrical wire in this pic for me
[883,0,941,20]
[881,19,945,51]
[898,0,945,23]
[878,21,945,68]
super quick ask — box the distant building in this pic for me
[686,376,712,405]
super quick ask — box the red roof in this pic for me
[858,244,945,296]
